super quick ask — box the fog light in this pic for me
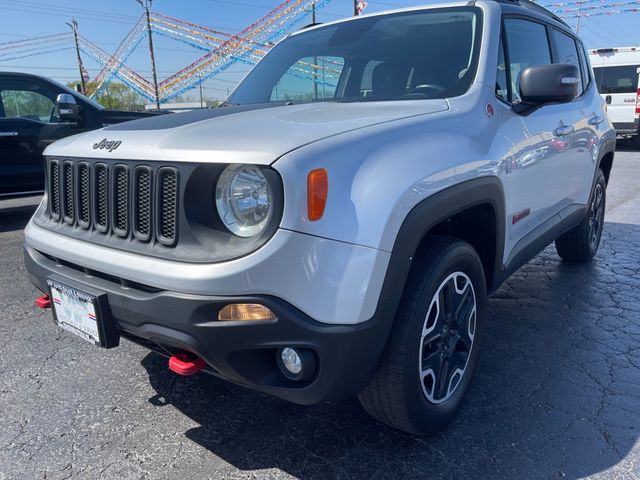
[281,347,302,375]
[277,347,316,381]
[218,303,276,321]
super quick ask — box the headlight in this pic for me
[215,164,273,237]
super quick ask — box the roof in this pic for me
[292,0,572,38]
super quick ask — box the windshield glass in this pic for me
[229,7,481,105]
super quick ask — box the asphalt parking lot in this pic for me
[1,148,639,480]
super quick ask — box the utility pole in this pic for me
[575,0,582,34]
[199,75,204,108]
[354,0,367,16]
[66,18,86,95]
[137,0,160,109]
[312,1,318,100]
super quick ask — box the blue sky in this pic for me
[0,0,638,102]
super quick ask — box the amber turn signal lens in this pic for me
[307,168,328,221]
[218,303,276,321]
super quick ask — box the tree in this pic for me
[68,81,147,111]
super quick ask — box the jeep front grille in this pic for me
[134,167,152,241]
[62,161,74,223]
[95,164,109,232]
[77,163,91,227]
[113,165,129,237]
[47,159,178,246]
[158,168,178,243]
[49,161,60,220]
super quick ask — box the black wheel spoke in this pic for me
[421,347,442,374]
[453,287,473,328]
[422,329,442,348]
[450,348,468,372]
[440,281,454,320]
[434,357,450,399]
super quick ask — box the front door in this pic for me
[0,78,75,196]
[497,18,577,261]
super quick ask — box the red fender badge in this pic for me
[486,103,495,118]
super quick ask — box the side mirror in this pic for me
[56,93,82,122]
[518,64,580,108]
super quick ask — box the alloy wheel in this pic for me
[419,271,477,404]
[588,183,604,248]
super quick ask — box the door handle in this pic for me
[0,131,18,137]
[588,115,604,125]
[554,125,574,136]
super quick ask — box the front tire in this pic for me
[555,169,606,262]
[358,236,487,435]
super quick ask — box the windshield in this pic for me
[229,7,481,105]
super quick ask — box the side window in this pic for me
[578,43,592,91]
[0,89,58,123]
[503,19,552,103]
[270,56,345,102]
[496,37,508,102]
[551,29,583,95]
[577,43,591,92]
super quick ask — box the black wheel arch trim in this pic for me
[371,176,506,349]
[596,137,616,185]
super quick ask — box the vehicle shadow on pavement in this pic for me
[615,138,640,152]
[0,204,38,233]
[143,222,640,479]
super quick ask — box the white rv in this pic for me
[590,47,640,145]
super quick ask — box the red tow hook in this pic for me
[35,294,51,309]
[168,352,206,376]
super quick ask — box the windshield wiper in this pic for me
[218,100,239,108]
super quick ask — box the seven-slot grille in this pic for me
[48,159,178,246]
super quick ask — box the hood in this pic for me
[97,108,166,127]
[44,100,449,164]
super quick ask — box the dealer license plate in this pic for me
[48,280,102,346]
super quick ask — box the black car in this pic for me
[0,72,161,197]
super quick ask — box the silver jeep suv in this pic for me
[24,0,615,435]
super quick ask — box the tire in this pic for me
[555,169,606,262]
[358,236,487,435]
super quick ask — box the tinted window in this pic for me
[0,89,58,123]
[551,29,582,94]
[231,7,481,104]
[504,19,552,103]
[496,37,508,102]
[577,43,591,91]
[593,65,640,94]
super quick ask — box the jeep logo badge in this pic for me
[93,138,122,152]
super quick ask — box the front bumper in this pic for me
[25,246,390,405]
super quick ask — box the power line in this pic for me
[0,4,140,25]
[0,0,140,21]
[5,0,140,19]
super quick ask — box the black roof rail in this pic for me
[485,0,571,28]
[300,22,323,30]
